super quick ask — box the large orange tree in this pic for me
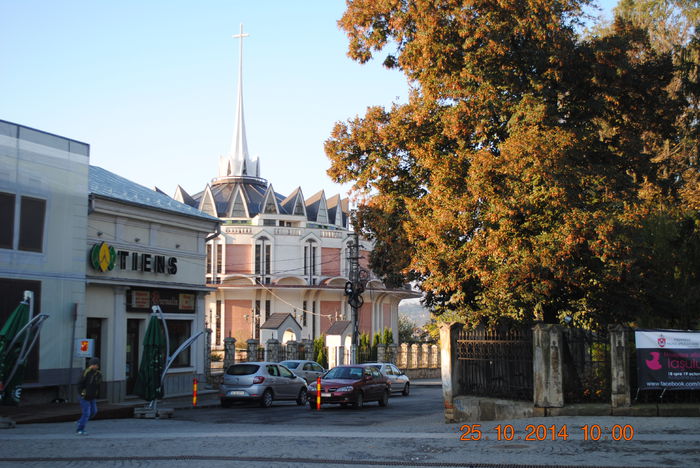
[325,0,699,330]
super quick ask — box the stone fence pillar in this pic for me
[246,339,259,362]
[223,336,236,370]
[400,343,409,368]
[286,340,298,360]
[533,324,564,408]
[410,343,420,369]
[388,344,398,364]
[431,344,439,368]
[338,346,345,366]
[377,343,386,363]
[266,339,280,362]
[421,343,430,368]
[301,339,314,361]
[440,323,463,423]
[609,324,631,408]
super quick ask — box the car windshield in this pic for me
[324,367,363,380]
[226,364,260,375]
[280,361,299,369]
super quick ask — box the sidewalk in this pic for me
[0,379,443,425]
[0,390,221,425]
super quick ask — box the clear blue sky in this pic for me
[1,0,618,202]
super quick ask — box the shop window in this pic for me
[0,192,14,249]
[18,196,46,252]
[166,320,192,367]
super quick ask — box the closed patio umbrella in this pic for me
[0,301,29,405]
[134,313,167,402]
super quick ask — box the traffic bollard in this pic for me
[192,377,198,407]
[316,376,321,410]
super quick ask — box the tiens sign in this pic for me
[90,242,178,275]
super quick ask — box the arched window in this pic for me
[304,239,317,283]
[255,236,271,284]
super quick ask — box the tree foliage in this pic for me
[326,0,700,330]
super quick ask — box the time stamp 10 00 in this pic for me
[459,424,635,441]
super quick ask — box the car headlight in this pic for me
[307,384,317,391]
[336,386,353,392]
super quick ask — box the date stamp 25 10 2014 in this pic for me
[459,424,635,442]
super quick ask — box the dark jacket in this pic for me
[78,367,102,400]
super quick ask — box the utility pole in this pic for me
[344,230,367,364]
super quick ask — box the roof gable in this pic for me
[198,185,218,217]
[226,184,250,218]
[262,185,279,215]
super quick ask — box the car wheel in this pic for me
[378,389,389,407]
[402,383,410,396]
[352,391,364,409]
[308,400,316,410]
[296,388,307,406]
[220,399,232,408]
[259,389,273,408]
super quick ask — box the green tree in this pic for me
[326,0,700,330]
[398,316,416,343]
[382,327,394,345]
[313,335,328,369]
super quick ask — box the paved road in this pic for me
[1,386,699,467]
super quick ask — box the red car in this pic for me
[306,364,390,409]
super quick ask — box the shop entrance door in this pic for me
[126,319,140,394]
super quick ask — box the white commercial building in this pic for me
[0,119,89,403]
[86,166,219,402]
[1,119,219,404]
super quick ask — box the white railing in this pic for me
[321,230,343,238]
[274,227,302,236]
[225,227,252,234]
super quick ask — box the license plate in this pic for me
[229,390,246,396]
[321,392,332,397]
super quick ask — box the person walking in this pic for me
[76,357,102,435]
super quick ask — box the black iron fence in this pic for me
[562,328,610,403]
[456,325,533,400]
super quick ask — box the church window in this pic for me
[293,196,305,216]
[255,236,271,283]
[304,240,317,278]
[263,193,277,214]
[231,192,247,217]
[206,244,212,274]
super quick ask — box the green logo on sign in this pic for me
[90,242,116,272]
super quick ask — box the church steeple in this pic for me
[219,23,260,179]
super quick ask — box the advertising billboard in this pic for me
[635,330,700,390]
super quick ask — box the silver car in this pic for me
[279,359,325,383]
[365,362,410,396]
[219,362,308,408]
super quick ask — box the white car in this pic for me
[279,360,325,383]
[365,362,410,396]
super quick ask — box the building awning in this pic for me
[86,276,216,292]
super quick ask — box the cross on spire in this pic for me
[220,23,259,178]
